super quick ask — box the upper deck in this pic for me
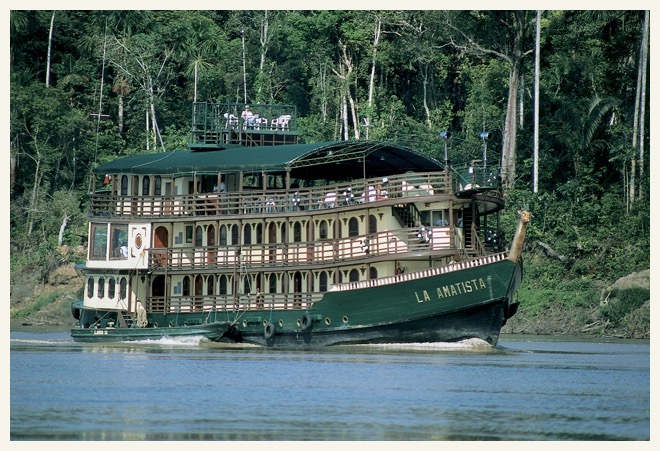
[191,101,298,148]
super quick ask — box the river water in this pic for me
[9,328,650,441]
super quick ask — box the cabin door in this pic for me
[154,226,168,266]
[293,271,303,308]
[151,275,166,313]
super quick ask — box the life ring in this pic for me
[153,322,158,328]
[264,321,276,339]
[300,313,313,331]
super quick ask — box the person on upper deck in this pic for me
[241,105,254,127]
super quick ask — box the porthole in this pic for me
[278,320,284,328]
[324,317,331,325]
[135,233,143,249]
[342,316,349,324]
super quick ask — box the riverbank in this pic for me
[10,263,650,340]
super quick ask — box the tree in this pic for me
[443,11,535,187]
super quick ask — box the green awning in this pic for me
[93,140,443,180]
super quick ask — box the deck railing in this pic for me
[89,172,453,219]
[148,225,464,272]
[147,292,319,314]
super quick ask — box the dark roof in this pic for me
[93,140,443,181]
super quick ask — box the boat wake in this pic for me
[121,335,210,346]
[360,338,494,351]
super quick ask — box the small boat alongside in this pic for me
[71,100,530,347]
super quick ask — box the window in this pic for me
[244,224,252,245]
[256,223,263,244]
[219,225,228,245]
[119,277,127,299]
[293,222,302,242]
[231,225,239,245]
[319,220,328,239]
[154,176,162,196]
[110,224,128,258]
[90,223,108,259]
[219,275,228,295]
[183,276,190,296]
[195,226,203,247]
[243,275,251,294]
[369,215,377,234]
[108,278,116,299]
[369,267,378,280]
[269,273,277,293]
[97,278,105,298]
[319,272,328,292]
[349,269,359,282]
[348,217,359,237]
[186,225,193,243]
[142,176,150,195]
[87,278,94,298]
[207,275,215,296]
[120,175,128,196]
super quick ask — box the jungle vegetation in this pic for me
[9,10,650,333]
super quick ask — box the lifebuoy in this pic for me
[300,313,313,331]
[264,321,276,339]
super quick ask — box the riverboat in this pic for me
[71,101,530,346]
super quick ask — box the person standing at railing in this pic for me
[241,105,254,128]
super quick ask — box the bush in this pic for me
[600,287,650,327]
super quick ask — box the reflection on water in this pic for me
[10,331,650,440]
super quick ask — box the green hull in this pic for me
[70,321,228,343]
[221,255,521,347]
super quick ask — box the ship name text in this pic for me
[414,277,488,303]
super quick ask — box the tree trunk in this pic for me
[637,10,649,199]
[46,11,55,87]
[533,10,541,193]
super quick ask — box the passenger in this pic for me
[119,241,128,258]
[395,262,404,275]
[241,105,254,128]
[342,187,354,205]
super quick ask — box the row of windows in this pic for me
[181,215,378,247]
[174,268,378,296]
[87,276,128,300]
[119,175,163,196]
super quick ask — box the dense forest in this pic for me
[9,10,650,336]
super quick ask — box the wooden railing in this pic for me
[148,226,460,271]
[89,172,453,218]
[147,292,319,314]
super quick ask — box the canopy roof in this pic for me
[93,140,444,181]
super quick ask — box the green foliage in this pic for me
[9,10,650,320]
[11,290,62,318]
[600,288,650,327]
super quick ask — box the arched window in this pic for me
[219,275,228,295]
[97,277,105,298]
[293,222,302,242]
[319,220,328,239]
[319,272,328,292]
[256,223,263,244]
[369,214,377,234]
[349,269,359,282]
[280,223,286,243]
[119,277,127,299]
[348,217,359,237]
[142,176,150,195]
[219,225,227,245]
[231,224,239,245]
[87,278,94,298]
[154,176,162,196]
[244,223,252,245]
[243,275,251,294]
[207,275,215,295]
[120,175,128,196]
[369,267,378,280]
[183,276,190,296]
[108,278,116,299]
[195,226,203,247]
[269,273,277,293]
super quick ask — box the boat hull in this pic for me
[225,255,521,348]
[70,321,227,343]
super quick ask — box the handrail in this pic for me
[89,171,457,218]
[148,225,462,272]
